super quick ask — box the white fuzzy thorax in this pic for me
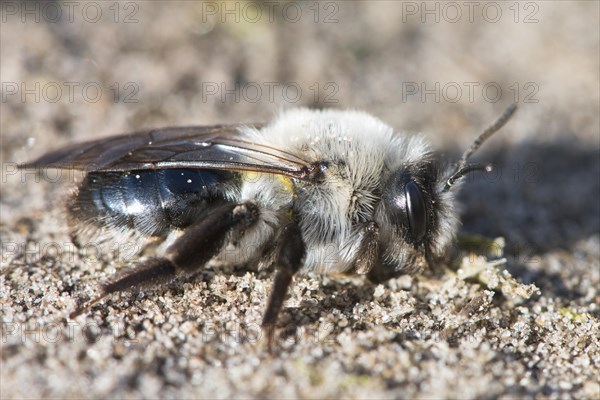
[239,108,459,274]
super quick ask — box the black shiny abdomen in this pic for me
[71,169,234,236]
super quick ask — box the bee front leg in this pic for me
[70,202,260,318]
[353,222,380,275]
[261,222,306,350]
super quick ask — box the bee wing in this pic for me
[20,125,311,179]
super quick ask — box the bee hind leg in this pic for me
[70,202,260,319]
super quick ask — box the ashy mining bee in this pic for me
[20,104,517,342]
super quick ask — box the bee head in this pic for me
[375,104,517,276]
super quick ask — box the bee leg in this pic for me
[70,202,260,318]
[353,222,380,275]
[261,223,306,351]
[70,258,176,318]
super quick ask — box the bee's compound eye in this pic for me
[382,172,430,246]
[405,181,427,242]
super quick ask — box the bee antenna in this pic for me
[444,104,517,192]
[444,163,493,191]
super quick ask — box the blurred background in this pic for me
[1,1,598,398]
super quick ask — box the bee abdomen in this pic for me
[70,169,231,237]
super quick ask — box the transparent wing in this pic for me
[20,125,312,180]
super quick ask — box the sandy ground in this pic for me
[1,1,599,399]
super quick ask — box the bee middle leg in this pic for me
[70,202,260,318]
[261,222,306,348]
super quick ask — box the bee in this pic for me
[20,104,517,342]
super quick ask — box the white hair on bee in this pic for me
[239,108,453,274]
[240,105,515,276]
